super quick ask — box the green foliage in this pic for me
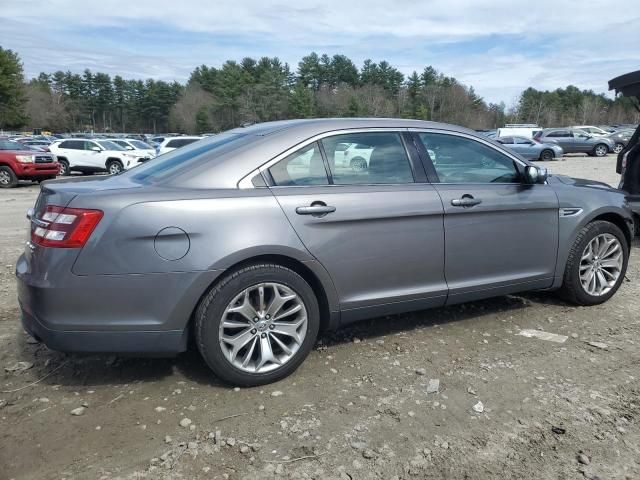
[11,48,638,134]
[0,47,28,129]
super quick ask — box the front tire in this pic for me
[593,144,608,157]
[58,160,70,176]
[0,166,18,188]
[107,160,124,175]
[558,221,628,305]
[195,264,320,386]
[613,143,624,154]
[539,149,554,161]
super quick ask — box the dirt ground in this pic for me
[0,154,638,480]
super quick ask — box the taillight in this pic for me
[31,205,103,248]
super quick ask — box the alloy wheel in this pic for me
[595,145,608,156]
[109,163,123,175]
[0,171,10,185]
[219,282,308,373]
[613,143,624,154]
[579,233,623,296]
[59,163,67,175]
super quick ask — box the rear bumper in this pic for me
[16,250,222,355]
[20,305,187,355]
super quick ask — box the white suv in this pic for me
[49,139,144,175]
[111,138,157,162]
[157,136,203,156]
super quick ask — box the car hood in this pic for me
[548,174,617,191]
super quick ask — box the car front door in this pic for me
[83,141,106,168]
[267,130,447,322]
[513,137,537,159]
[572,131,593,152]
[413,130,559,304]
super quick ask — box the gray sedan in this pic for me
[16,119,634,386]
[495,136,564,161]
[534,128,615,156]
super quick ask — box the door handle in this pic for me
[451,195,482,207]
[295,204,336,217]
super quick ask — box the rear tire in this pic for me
[0,166,18,188]
[195,263,320,386]
[593,144,608,157]
[539,149,554,161]
[558,221,628,306]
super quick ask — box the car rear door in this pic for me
[413,130,559,304]
[546,130,574,151]
[266,130,447,322]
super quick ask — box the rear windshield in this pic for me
[127,133,249,183]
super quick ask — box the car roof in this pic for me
[227,118,474,137]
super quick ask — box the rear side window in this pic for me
[167,138,199,148]
[417,133,520,184]
[497,137,514,144]
[321,132,414,185]
[59,140,83,149]
[269,142,329,186]
[546,130,570,138]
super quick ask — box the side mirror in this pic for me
[524,165,548,184]
[91,146,101,152]
[125,145,134,150]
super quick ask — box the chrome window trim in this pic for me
[237,127,411,189]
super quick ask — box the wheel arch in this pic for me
[591,211,633,248]
[187,253,339,340]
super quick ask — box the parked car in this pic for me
[533,128,615,156]
[607,129,634,154]
[609,69,640,233]
[570,125,611,137]
[497,124,543,139]
[49,139,147,175]
[157,136,203,155]
[0,140,59,188]
[17,119,633,386]
[110,138,157,162]
[495,136,564,161]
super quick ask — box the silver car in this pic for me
[16,119,634,386]
[495,136,564,161]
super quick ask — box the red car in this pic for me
[0,140,59,188]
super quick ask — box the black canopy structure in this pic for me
[609,70,640,98]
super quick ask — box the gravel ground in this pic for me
[0,154,638,480]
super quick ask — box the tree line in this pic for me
[0,46,637,134]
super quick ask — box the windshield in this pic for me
[129,140,152,149]
[98,140,126,151]
[0,140,27,151]
[127,133,249,183]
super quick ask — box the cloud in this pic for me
[1,0,638,104]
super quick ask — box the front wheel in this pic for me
[195,264,320,386]
[593,144,608,157]
[0,166,18,188]
[107,160,124,175]
[558,221,628,305]
[539,149,554,161]
[350,157,368,172]
[58,160,70,176]
[613,143,624,154]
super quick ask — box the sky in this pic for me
[1,0,638,106]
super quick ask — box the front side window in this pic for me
[84,141,100,151]
[417,133,520,184]
[269,142,328,186]
[321,132,414,185]
[497,137,514,144]
[514,137,533,145]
